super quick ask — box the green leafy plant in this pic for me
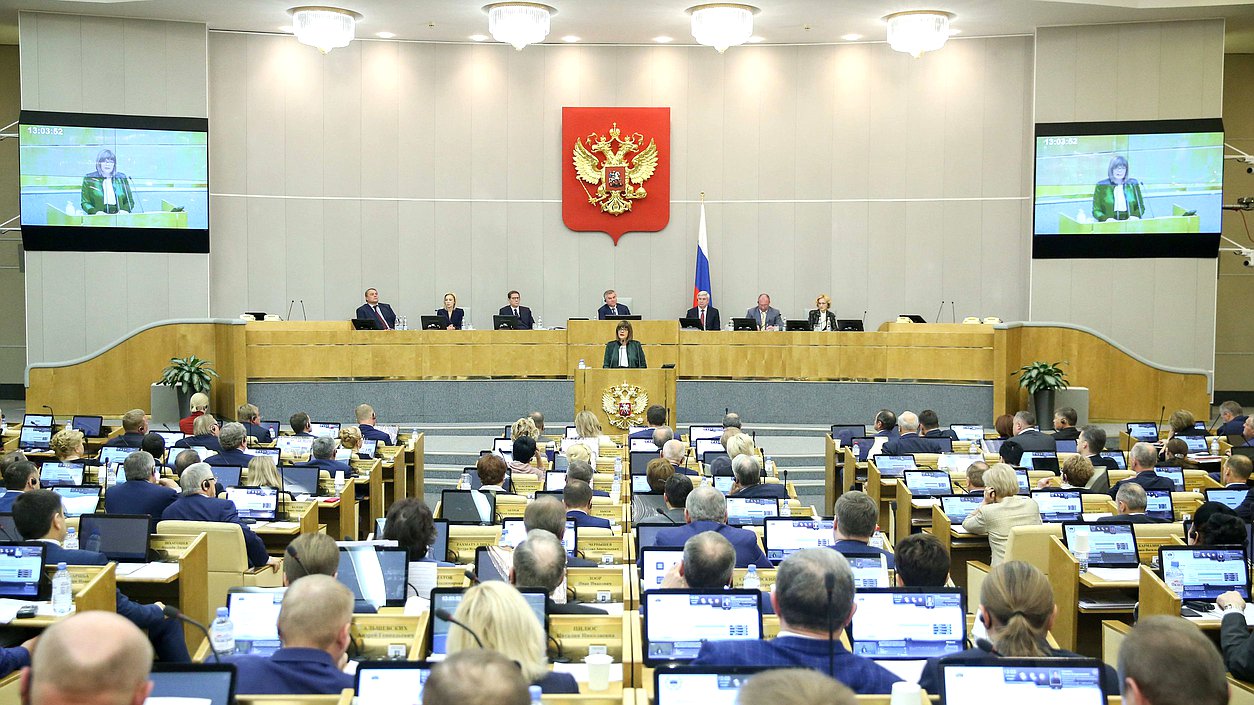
[1012,360,1069,394]
[159,355,219,394]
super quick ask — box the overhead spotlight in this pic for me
[687,3,760,53]
[653,35,674,43]
[483,2,557,50]
[840,33,862,41]
[375,31,396,39]
[288,6,363,54]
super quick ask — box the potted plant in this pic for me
[157,356,219,419]
[1012,360,1069,427]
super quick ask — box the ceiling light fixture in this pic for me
[288,6,362,54]
[686,3,759,53]
[375,31,395,39]
[840,33,862,41]
[653,35,674,43]
[562,35,580,43]
[469,34,489,41]
[884,10,955,58]
[483,2,557,51]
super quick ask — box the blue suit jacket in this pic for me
[355,302,396,329]
[104,432,145,448]
[1108,471,1176,498]
[498,305,535,329]
[358,424,394,445]
[832,539,895,569]
[230,647,355,695]
[655,520,771,568]
[296,457,355,478]
[0,647,29,677]
[732,483,790,500]
[161,494,270,568]
[534,671,579,694]
[104,480,178,531]
[206,449,255,468]
[597,303,631,319]
[435,308,465,329]
[692,637,901,695]
[0,492,19,513]
[882,433,947,455]
[174,434,223,453]
[924,428,960,441]
[566,510,611,530]
[242,422,274,444]
[1220,416,1249,436]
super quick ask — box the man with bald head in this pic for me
[662,439,697,476]
[229,574,356,694]
[883,412,946,455]
[423,649,529,705]
[21,611,152,705]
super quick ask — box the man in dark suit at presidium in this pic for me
[597,289,630,319]
[356,288,396,330]
[498,290,536,329]
[685,290,721,331]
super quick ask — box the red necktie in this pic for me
[700,309,706,328]
[373,305,390,330]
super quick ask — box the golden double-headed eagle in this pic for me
[572,123,659,216]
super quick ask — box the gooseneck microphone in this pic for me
[934,301,945,324]
[162,605,220,663]
[435,608,484,649]
[42,405,55,425]
[1156,406,1167,439]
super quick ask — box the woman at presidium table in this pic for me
[1091,155,1145,222]
[435,292,464,330]
[603,320,646,369]
[80,149,136,215]
[808,293,837,332]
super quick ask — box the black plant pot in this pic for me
[1033,389,1056,428]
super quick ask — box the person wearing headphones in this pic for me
[161,462,277,569]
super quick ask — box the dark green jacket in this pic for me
[603,340,647,369]
[81,173,136,214]
[1091,179,1144,222]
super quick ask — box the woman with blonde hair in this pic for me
[49,429,87,463]
[961,463,1041,564]
[565,442,592,465]
[447,582,578,694]
[436,292,464,330]
[340,426,371,460]
[808,294,837,332]
[573,410,612,464]
[917,561,1118,693]
[1036,455,1096,492]
[724,433,755,460]
[246,456,293,499]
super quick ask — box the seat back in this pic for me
[155,520,247,572]
[1004,524,1064,576]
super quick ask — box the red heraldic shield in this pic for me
[562,107,670,245]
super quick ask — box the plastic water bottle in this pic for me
[529,685,543,705]
[52,563,72,615]
[535,315,543,330]
[210,607,235,656]
[725,320,733,331]
[1073,529,1090,574]
[63,527,78,551]
[612,458,622,499]
[743,564,761,590]
[766,456,775,477]
[84,531,102,554]
[460,469,472,489]
[1211,437,1220,455]
[851,441,861,461]
[870,530,886,549]
[578,358,586,370]
[333,470,346,494]
[104,465,116,489]
[1077,549,1089,574]
[970,437,981,453]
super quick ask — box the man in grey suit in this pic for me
[746,293,783,331]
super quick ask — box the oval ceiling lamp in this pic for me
[687,3,760,53]
[884,10,955,58]
[484,2,557,50]
[288,6,363,54]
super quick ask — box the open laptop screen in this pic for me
[310,422,340,438]
[941,659,1107,705]
[225,487,279,521]
[1063,522,1139,568]
[1100,451,1127,469]
[654,667,760,705]
[282,467,320,496]
[1154,467,1185,492]
[1159,546,1249,600]
[227,588,283,656]
[52,485,101,518]
[851,588,965,659]
[440,490,494,525]
[40,462,84,487]
[1145,490,1174,521]
[1127,422,1159,443]
[149,664,236,705]
[640,547,685,590]
[22,414,52,428]
[903,470,953,497]
[642,589,762,666]
[940,494,982,524]
[355,661,433,705]
[276,436,315,457]
[337,545,409,608]
[70,416,103,437]
[762,517,835,564]
[19,427,51,451]
[430,588,546,656]
[872,454,916,478]
[847,554,890,589]
[1030,489,1083,523]
[725,497,778,526]
[689,426,723,446]
[0,543,45,599]
[949,425,984,442]
[79,513,149,562]
[1205,488,1250,511]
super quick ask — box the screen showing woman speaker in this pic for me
[18,110,209,253]
[1033,118,1223,259]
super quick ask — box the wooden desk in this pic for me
[1048,537,1135,656]
[254,501,318,555]
[124,533,209,654]
[926,505,990,591]
[318,481,359,541]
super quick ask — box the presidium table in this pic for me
[27,319,1208,437]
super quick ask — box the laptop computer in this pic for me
[22,414,52,428]
[18,426,51,451]
[1205,487,1250,511]
[982,438,1005,454]
[352,318,381,330]
[275,436,315,457]
[903,469,954,497]
[51,485,102,518]
[337,545,409,609]
[640,546,685,590]
[1126,422,1159,443]
[630,451,657,476]
[354,661,433,704]
[695,438,725,459]
[1100,451,1127,469]
[871,454,917,478]
[711,475,735,494]
[259,420,281,438]
[636,524,669,553]
[500,518,575,554]
[428,519,449,563]
[1159,545,1250,604]
[725,497,779,526]
[653,667,762,705]
[474,546,510,582]
[689,426,723,446]
[282,467,321,496]
[226,587,284,656]
[440,489,495,525]
[1182,435,1209,453]
[429,587,546,655]
[78,514,150,562]
[1062,522,1139,568]
[0,543,48,599]
[225,487,279,521]
[762,517,835,564]
[544,471,568,492]
[212,466,244,490]
[40,462,84,487]
[310,422,341,438]
[850,587,966,662]
[641,589,763,666]
[1014,468,1030,494]
[70,416,103,437]
[836,319,864,331]
[829,425,866,448]
[1154,467,1185,492]
[1020,452,1059,474]
[939,494,983,524]
[149,663,237,705]
[1055,439,1078,453]
[632,476,655,494]
[493,314,525,330]
[96,447,133,468]
[1145,490,1175,521]
[949,424,984,443]
[940,658,1109,705]
[626,437,659,454]
[153,430,186,447]
[1030,489,1083,523]
[937,453,983,474]
[846,553,890,588]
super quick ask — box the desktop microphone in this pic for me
[1156,406,1167,439]
[299,300,307,321]
[162,605,220,663]
[463,568,480,585]
[285,300,295,321]
[1208,409,1223,435]
[934,301,945,324]
[860,310,867,328]
[975,637,996,653]
[825,572,836,679]
[42,405,55,425]
[435,608,484,648]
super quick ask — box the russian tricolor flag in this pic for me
[693,200,712,306]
